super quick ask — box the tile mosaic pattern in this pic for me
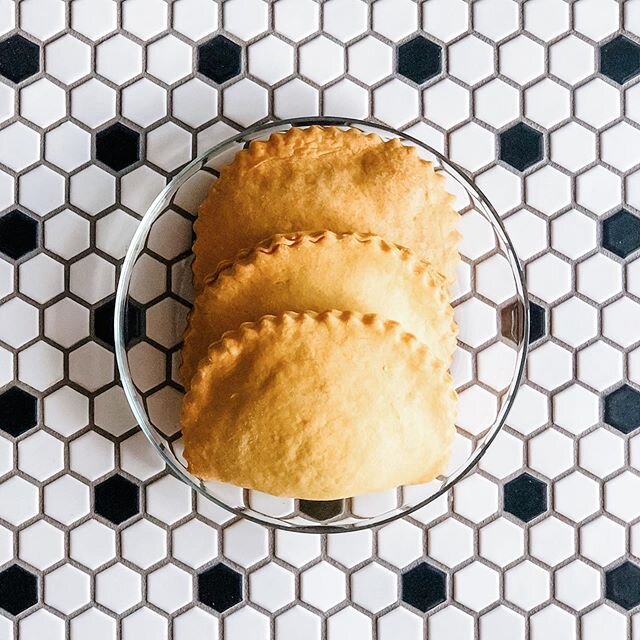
[0,0,639,637]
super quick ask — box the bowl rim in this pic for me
[114,116,530,533]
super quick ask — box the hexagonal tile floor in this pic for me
[1,1,640,638]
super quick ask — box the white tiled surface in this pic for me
[1,0,640,638]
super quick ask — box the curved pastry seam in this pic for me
[181,231,457,384]
[193,127,451,283]
[183,309,456,423]
[208,230,448,285]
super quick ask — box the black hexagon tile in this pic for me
[94,298,144,349]
[198,563,243,612]
[198,35,242,84]
[604,385,640,434]
[504,473,548,522]
[0,565,38,615]
[401,562,447,612]
[500,299,526,344]
[606,562,640,610]
[600,35,640,84]
[96,123,141,172]
[0,387,37,437]
[94,474,140,525]
[0,34,40,84]
[298,499,345,521]
[499,123,543,171]
[529,301,546,344]
[602,210,640,258]
[397,36,442,84]
[0,211,39,260]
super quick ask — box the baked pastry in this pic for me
[180,230,456,387]
[193,126,459,291]
[182,311,457,500]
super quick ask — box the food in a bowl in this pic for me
[182,311,457,500]
[180,230,456,388]
[181,125,459,500]
[193,126,459,291]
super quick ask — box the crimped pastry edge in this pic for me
[218,126,383,176]
[180,230,458,385]
[208,229,448,285]
[182,309,457,428]
[192,126,449,282]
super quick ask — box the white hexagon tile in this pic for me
[1,1,640,639]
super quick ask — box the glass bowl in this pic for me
[114,117,528,532]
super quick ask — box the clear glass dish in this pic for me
[114,117,529,533]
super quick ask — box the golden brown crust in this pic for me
[181,230,457,387]
[182,310,457,499]
[193,126,460,291]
